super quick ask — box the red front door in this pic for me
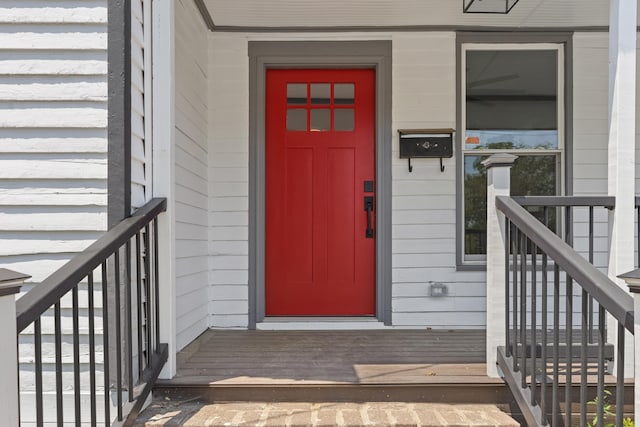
[266,69,376,316]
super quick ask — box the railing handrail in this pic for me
[16,197,167,333]
[512,195,616,208]
[496,195,634,333]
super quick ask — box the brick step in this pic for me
[134,400,521,427]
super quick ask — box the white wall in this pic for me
[208,35,250,328]
[0,0,109,423]
[174,0,210,350]
[205,31,640,330]
[390,33,488,327]
[0,1,108,285]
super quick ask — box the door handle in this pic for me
[364,196,374,238]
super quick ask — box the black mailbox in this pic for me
[398,129,454,172]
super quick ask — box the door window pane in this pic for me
[311,84,330,105]
[287,84,307,105]
[334,109,354,131]
[334,84,355,105]
[310,109,331,131]
[287,109,307,131]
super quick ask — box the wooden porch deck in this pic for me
[155,329,511,404]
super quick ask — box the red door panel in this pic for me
[266,69,375,316]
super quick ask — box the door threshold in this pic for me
[257,317,388,330]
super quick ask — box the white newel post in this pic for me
[608,0,637,376]
[620,270,640,423]
[0,268,30,427]
[483,153,518,378]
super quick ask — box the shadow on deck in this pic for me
[154,329,513,404]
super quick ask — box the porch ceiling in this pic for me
[202,0,613,30]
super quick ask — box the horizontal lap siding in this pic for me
[572,32,639,267]
[0,1,107,284]
[0,1,109,422]
[175,0,210,350]
[392,33,486,328]
[208,35,249,329]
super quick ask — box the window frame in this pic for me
[456,36,571,270]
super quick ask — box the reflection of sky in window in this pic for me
[465,130,558,150]
[464,155,485,176]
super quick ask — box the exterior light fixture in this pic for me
[463,0,520,14]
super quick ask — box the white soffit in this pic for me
[202,0,614,29]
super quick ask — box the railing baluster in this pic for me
[531,243,537,406]
[589,206,595,343]
[114,251,123,421]
[505,218,511,356]
[541,207,549,425]
[565,205,572,246]
[541,249,548,425]
[597,306,605,427]
[34,318,43,427]
[580,287,588,427]
[565,276,573,427]
[616,323,625,427]
[126,240,134,403]
[520,232,527,388]
[136,233,143,376]
[54,301,63,427]
[552,264,560,426]
[101,262,111,425]
[153,219,161,351]
[72,286,81,424]
[88,272,97,426]
[512,225,519,371]
[144,224,152,363]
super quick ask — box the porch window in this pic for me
[461,45,564,261]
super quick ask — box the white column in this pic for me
[0,269,29,427]
[153,0,177,379]
[607,0,637,376]
[620,271,640,423]
[483,153,517,378]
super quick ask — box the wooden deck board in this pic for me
[167,329,497,386]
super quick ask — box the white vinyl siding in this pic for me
[572,32,640,270]
[391,33,487,327]
[174,0,210,350]
[0,3,108,287]
[208,35,250,329]
[131,0,152,209]
[0,0,109,422]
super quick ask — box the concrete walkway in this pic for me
[135,400,520,426]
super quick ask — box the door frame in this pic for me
[248,40,393,328]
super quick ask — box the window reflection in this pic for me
[310,84,331,105]
[334,109,354,131]
[287,109,307,131]
[310,109,330,131]
[334,84,355,104]
[287,84,307,105]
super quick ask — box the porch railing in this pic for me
[14,197,167,426]
[496,195,633,426]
